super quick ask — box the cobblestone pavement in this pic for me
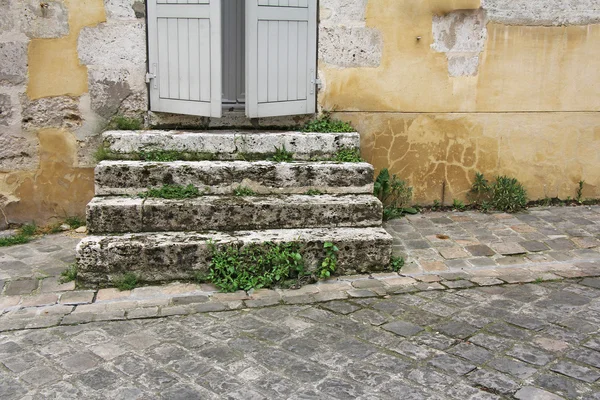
[1,278,600,399]
[1,206,600,398]
[386,206,600,275]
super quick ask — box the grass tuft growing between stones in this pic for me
[270,145,294,162]
[303,112,355,133]
[115,272,139,291]
[60,263,78,283]
[304,189,324,196]
[334,147,363,163]
[0,223,37,247]
[139,184,202,199]
[233,186,257,197]
[110,115,143,131]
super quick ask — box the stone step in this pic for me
[87,195,383,234]
[76,227,393,284]
[95,160,374,196]
[102,130,360,161]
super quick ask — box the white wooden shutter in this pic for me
[147,0,222,118]
[246,0,317,118]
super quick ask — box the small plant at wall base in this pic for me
[490,176,527,213]
[303,112,354,133]
[318,242,339,279]
[60,264,78,284]
[140,184,202,199]
[389,256,404,272]
[374,168,416,221]
[468,173,528,213]
[305,189,324,196]
[452,199,466,211]
[576,180,585,204]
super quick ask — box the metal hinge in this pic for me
[146,63,158,89]
[310,69,322,94]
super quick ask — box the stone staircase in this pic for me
[76,130,393,285]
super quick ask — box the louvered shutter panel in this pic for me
[147,0,222,117]
[246,0,317,118]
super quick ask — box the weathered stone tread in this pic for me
[76,227,393,284]
[95,160,374,196]
[103,130,360,160]
[87,194,383,233]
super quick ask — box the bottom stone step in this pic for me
[76,228,393,285]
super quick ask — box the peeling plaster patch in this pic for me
[482,0,600,26]
[0,42,28,85]
[432,9,487,77]
[20,95,82,130]
[20,0,70,39]
[78,22,147,68]
[319,26,382,68]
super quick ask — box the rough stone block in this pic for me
[60,291,95,305]
[20,0,69,38]
[86,197,143,233]
[0,42,28,85]
[87,195,383,233]
[102,131,360,161]
[319,26,382,68]
[78,22,147,68]
[76,227,393,284]
[95,160,374,196]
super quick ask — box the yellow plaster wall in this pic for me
[3,129,94,224]
[6,0,105,224]
[27,0,106,100]
[321,0,600,203]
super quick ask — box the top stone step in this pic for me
[102,130,360,161]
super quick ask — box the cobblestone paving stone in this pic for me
[0,280,598,399]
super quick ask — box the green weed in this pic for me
[208,242,306,292]
[115,272,139,291]
[111,115,142,131]
[233,186,257,197]
[491,176,527,213]
[432,200,441,211]
[374,168,414,221]
[452,199,466,211]
[334,147,363,163]
[65,216,85,229]
[576,180,585,204]
[271,145,294,162]
[140,184,201,199]
[303,112,354,133]
[318,242,339,279]
[60,264,78,283]
[389,256,405,272]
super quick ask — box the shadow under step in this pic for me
[87,195,384,234]
[76,227,393,285]
[95,160,374,196]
